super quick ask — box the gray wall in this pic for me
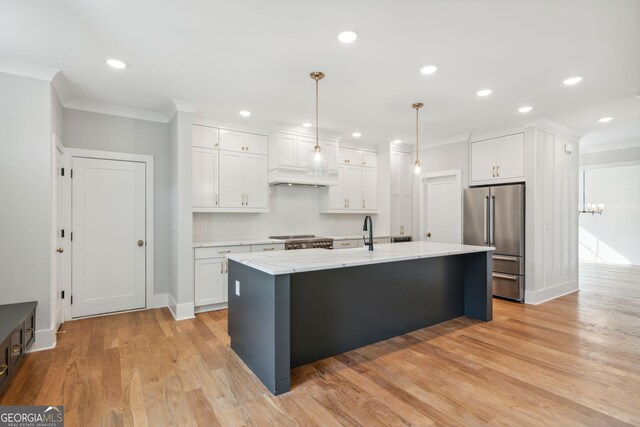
[580,146,640,167]
[63,109,171,295]
[0,72,53,334]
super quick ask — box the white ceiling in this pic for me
[1,0,639,145]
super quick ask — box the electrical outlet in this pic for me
[235,280,240,296]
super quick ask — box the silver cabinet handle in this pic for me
[492,166,496,178]
[341,242,350,246]
[362,199,365,209]
[263,247,275,251]
[215,193,218,206]
[245,194,248,206]
[497,165,500,177]
[492,272,518,281]
[347,198,350,208]
[220,260,224,273]
[218,250,231,254]
[344,198,347,208]
[493,255,517,262]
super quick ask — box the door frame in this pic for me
[419,169,462,242]
[51,134,68,338]
[63,148,154,321]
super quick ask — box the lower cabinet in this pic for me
[0,301,37,396]
[334,239,364,249]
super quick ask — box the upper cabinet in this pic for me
[390,150,412,236]
[470,133,524,185]
[193,124,269,213]
[323,147,378,213]
[270,132,338,171]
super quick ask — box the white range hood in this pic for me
[268,169,338,187]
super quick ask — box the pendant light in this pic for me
[412,102,424,174]
[307,71,328,176]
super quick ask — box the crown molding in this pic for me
[64,98,169,123]
[0,58,60,82]
[426,133,470,149]
[166,98,199,121]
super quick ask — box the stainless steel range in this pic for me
[269,235,334,250]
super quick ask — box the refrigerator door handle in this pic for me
[492,272,518,281]
[490,195,496,245]
[483,195,489,244]
[493,255,517,262]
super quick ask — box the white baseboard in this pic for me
[524,280,579,305]
[28,327,57,353]
[149,292,169,308]
[168,293,195,321]
[195,302,228,314]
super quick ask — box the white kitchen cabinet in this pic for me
[362,151,378,168]
[219,151,268,210]
[194,245,250,310]
[390,150,413,236]
[192,125,218,149]
[192,148,219,209]
[296,136,319,169]
[270,132,338,172]
[361,167,378,210]
[324,149,378,213]
[219,129,268,155]
[470,133,524,185]
[272,133,298,168]
[250,243,285,252]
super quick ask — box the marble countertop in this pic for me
[227,241,494,275]
[326,234,390,240]
[193,239,285,248]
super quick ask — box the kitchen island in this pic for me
[227,241,494,395]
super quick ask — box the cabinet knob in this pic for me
[56,247,64,253]
[426,232,431,238]
[137,240,145,247]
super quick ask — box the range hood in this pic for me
[269,169,338,187]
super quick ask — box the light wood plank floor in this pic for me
[2,263,639,426]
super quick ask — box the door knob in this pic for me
[56,247,64,253]
[426,232,432,238]
[137,240,145,247]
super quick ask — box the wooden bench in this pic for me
[0,301,37,395]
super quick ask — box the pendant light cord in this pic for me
[415,107,419,163]
[316,77,319,150]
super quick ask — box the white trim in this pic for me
[580,139,640,154]
[63,98,169,123]
[28,327,57,353]
[195,302,228,313]
[51,135,67,333]
[419,170,463,243]
[148,293,169,308]
[168,294,196,321]
[63,148,155,318]
[524,280,579,305]
[580,160,640,170]
[167,98,199,121]
[0,58,60,82]
[426,133,470,149]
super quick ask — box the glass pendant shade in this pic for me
[306,71,329,176]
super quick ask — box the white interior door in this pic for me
[72,157,146,318]
[422,171,462,244]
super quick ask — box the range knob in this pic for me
[301,243,307,249]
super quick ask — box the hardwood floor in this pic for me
[2,263,639,426]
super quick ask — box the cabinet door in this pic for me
[192,125,218,149]
[496,133,524,179]
[244,155,268,208]
[390,151,402,196]
[0,336,10,392]
[244,133,268,155]
[219,151,245,207]
[219,129,246,152]
[362,151,378,168]
[362,167,378,210]
[328,165,347,209]
[471,139,497,182]
[322,139,339,172]
[400,194,413,235]
[344,165,362,210]
[400,152,413,197]
[338,148,362,166]
[194,258,226,306]
[192,148,219,208]
[334,239,362,249]
[273,133,298,168]
[297,136,318,168]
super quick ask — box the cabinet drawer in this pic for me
[493,255,524,275]
[372,237,389,244]
[250,244,285,252]
[362,151,378,168]
[24,310,35,349]
[0,336,10,392]
[334,239,363,249]
[195,245,251,259]
[10,327,24,372]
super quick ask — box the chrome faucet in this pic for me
[363,215,374,251]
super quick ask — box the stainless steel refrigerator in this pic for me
[463,184,525,301]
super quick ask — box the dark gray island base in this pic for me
[227,244,493,395]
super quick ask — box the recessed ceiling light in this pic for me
[338,31,357,43]
[477,89,492,97]
[563,76,583,86]
[420,65,438,75]
[352,132,362,138]
[518,106,533,113]
[392,139,402,143]
[239,110,251,117]
[106,58,127,69]
[302,122,312,128]
[598,116,613,123]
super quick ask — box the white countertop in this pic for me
[326,234,390,240]
[193,239,284,248]
[227,241,494,275]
